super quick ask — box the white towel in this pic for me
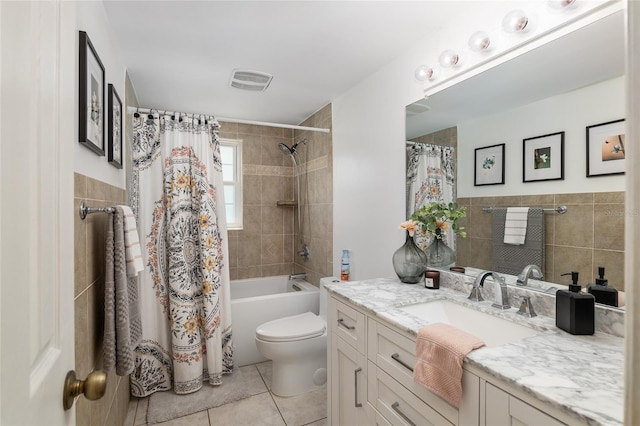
[504,207,529,245]
[120,205,144,277]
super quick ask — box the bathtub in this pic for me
[230,275,319,367]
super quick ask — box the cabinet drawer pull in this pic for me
[354,367,363,408]
[337,318,355,330]
[391,402,416,426]
[391,353,414,373]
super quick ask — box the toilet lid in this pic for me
[256,312,326,342]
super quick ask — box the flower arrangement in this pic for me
[407,202,467,239]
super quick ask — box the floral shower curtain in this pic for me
[129,112,233,397]
[406,143,456,250]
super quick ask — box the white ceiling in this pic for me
[102,1,483,125]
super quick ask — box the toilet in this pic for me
[254,281,328,397]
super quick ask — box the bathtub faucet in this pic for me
[288,273,307,281]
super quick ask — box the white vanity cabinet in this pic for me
[329,297,370,425]
[483,382,564,426]
[328,294,478,426]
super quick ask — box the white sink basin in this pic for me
[399,300,542,347]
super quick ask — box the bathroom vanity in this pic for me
[322,276,623,426]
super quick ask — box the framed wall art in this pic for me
[586,118,625,177]
[107,84,123,169]
[474,143,505,186]
[523,131,564,183]
[78,31,105,155]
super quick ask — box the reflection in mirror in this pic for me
[405,11,625,310]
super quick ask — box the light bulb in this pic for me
[438,50,459,68]
[468,31,491,52]
[414,65,434,81]
[502,10,529,33]
[547,0,577,9]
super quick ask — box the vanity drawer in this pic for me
[367,319,479,425]
[331,297,366,353]
[368,361,453,426]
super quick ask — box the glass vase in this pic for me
[424,236,456,267]
[392,231,428,284]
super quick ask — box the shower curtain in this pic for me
[129,112,233,397]
[406,143,456,250]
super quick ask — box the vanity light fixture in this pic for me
[468,31,491,52]
[502,9,529,33]
[438,49,459,68]
[414,65,437,81]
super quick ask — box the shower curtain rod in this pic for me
[127,106,331,134]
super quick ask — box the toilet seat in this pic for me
[256,312,326,342]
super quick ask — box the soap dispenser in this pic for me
[556,272,594,335]
[587,266,618,307]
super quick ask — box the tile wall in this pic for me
[220,104,333,286]
[456,192,626,290]
[74,173,130,426]
[219,121,297,280]
[292,104,334,285]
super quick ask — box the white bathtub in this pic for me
[230,275,319,367]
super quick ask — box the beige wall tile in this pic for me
[243,175,262,206]
[594,203,625,251]
[238,234,262,267]
[261,175,285,205]
[262,206,284,234]
[240,133,262,165]
[467,206,492,239]
[75,174,126,425]
[554,204,594,248]
[74,199,87,297]
[261,234,284,265]
[555,192,595,205]
[594,191,624,204]
[464,192,627,293]
[552,246,593,285]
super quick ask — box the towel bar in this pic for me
[79,200,116,220]
[483,205,567,214]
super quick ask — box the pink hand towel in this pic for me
[413,323,485,407]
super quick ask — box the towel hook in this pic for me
[79,200,116,220]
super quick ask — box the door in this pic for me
[1,1,75,424]
[331,335,368,425]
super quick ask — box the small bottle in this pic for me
[556,272,595,335]
[340,250,350,281]
[587,266,618,307]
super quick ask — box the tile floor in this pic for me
[124,361,327,426]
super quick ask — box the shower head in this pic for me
[278,142,295,155]
[278,139,307,156]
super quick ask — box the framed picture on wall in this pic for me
[107,84,123,169]
[586,118,625,177]
[474,143,505,186]
[523,131,564,183]
[78,31,105,156]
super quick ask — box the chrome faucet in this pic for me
[468,271,510,310]
[288,273,307,281]
[517,264,543,286]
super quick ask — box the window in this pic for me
[220,138,243,230]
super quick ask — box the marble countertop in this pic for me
[323,277,624,426]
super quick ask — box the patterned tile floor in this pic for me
[124,361,327,426]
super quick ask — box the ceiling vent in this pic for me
[406,98,431,116]
[229,69,273,92]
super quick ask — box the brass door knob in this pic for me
[63,370,107,410]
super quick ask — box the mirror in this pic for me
[405,11,625,308]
